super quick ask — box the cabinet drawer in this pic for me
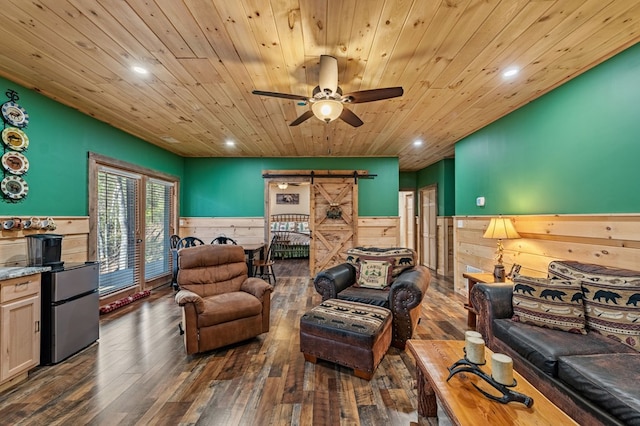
[1,275,41,303]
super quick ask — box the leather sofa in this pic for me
[471,261,640,425]
[313,247,431,349]
[174,244,273,354]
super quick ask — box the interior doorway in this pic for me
[263,170,362,277]
[419,185,437,270]
[398,191,416,250]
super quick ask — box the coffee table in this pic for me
[407,340,578,425]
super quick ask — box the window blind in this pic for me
[145,178,174,280]
[97,168,140,295]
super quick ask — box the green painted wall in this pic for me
[399,171,416,190]
[183,157,399,217]
[416,159,455,216]
[0,78,184,216]
[455,42,640,215]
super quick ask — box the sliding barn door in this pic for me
[310,178,358,275]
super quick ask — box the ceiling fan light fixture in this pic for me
[312,99,343,123]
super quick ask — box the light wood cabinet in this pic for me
[0,274,41,389]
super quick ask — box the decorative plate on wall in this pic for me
[1,151,29,175]
[1,102,29,128]
[1,127,29,151]
[1,175,29,200]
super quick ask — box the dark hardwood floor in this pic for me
[0,259,467,426]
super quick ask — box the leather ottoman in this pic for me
[299,299,392,380]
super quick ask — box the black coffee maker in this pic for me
[26,234,64,270]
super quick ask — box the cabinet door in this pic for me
[1,294,40,381]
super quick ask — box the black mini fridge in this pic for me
[40,262,100,365]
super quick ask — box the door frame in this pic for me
[398,190,416,250]
[419,184,438,270]
[263,169,367,276]
[88,153,180,304]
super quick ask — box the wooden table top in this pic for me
[241,243,265,251]
[407,340,577,426]
[462,272,512,284]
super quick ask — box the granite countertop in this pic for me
[0,266,52,281]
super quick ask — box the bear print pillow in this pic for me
[511,274,587,334]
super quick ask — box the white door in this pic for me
[398,191,415,249]
[420,185,437,269]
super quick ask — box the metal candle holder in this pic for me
[446,356,534,407]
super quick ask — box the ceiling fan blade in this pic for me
[289,110,315,126]
[319,55,338,95]
[342,87,404,103]
[339,108,364,127]
[252,90,308,101]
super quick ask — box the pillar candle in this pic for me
[465,337,485,364]
[492,353,514,386]
[465,330,482,343]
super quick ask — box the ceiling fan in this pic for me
[252,55,403,127]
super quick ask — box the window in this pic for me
[97,167,140,296]
[145,178,174,280]
[89,153,179,297]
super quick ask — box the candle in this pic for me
[465,337,485,364]
[492,353,514,386]
[465,330,482,342]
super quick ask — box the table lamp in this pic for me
[483,216,520,281]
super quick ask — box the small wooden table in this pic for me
[463,272,512,329]
[407,340,577,425]
[242,243,265,277]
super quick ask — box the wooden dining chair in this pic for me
[170,234,181,291]
[253,235,277,285]
[176,236,205,249]
[170,234,181,249]
[211,236,238,245]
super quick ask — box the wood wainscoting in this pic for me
[0,217,89,267]
[179,216,400,273]
[454,214,640,295]
[178,217,266,245]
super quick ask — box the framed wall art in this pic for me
[276,193,299,204]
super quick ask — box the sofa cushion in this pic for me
[548,260,640,351]
[355,258,395,289]
[198,292,262,327]
[558,353,640,424]
[581,280,640,351]
[511,274,586,334]
[493,318,636,376]
[346,247,415,278]
[338,286,390,308]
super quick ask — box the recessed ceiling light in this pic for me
[225,140,235,147]
[132,66,148,75]
[160,136,179,144]
[502,67,519,78]
[413,140,423,147]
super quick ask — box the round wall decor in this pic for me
[1,127,29,151]
[1,102,29,128]
[1,151,29,175]
[1,175,29,200]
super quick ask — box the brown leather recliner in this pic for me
[174,244,273,354]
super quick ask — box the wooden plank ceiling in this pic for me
[0,1,638,171]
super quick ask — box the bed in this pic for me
[270,213,311,259]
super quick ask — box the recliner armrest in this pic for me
[175,289,204,314]
[470,283,513,349]
[314,263,356,300]
[389,266,430,310]
[241,277,274,299]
